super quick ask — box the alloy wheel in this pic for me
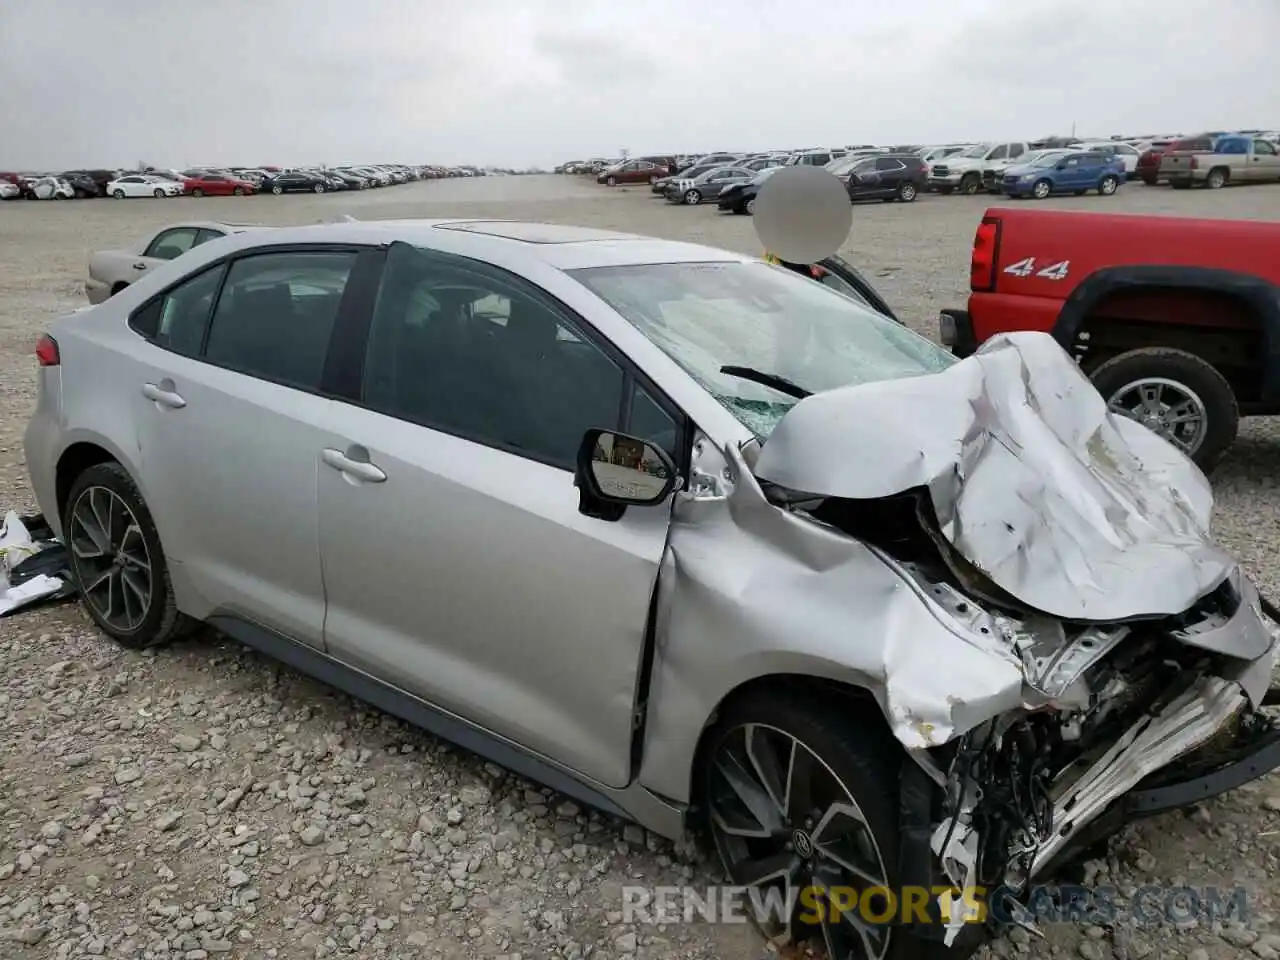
[1106,376,1209,455]
[1033,180,1051,199]
[707,723,891,959]
[68,486,153,633]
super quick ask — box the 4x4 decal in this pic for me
[1003,258,1071,280]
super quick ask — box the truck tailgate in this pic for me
[1160,153,1194,172]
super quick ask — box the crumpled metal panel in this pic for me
[753,330,1235,622]
[637,441,1029,791]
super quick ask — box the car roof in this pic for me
[199,218,751,271]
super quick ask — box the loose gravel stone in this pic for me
[0,177,1277,960]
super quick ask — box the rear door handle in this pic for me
[141,381,186,409]
[322,447,387,483]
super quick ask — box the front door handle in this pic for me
[321,447,387,483]
[133,262,148,270]
[141,381,186,409]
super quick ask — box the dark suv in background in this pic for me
[845,153,928,202]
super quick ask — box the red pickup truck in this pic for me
[939,207,1280,471]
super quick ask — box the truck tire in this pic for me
[701,688,978,959]
[1089,347,1238,473]
[959,173,981,196]
[1205,167,1228,189]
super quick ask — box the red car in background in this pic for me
[1137,133,1224,185]
[182,173,257,197]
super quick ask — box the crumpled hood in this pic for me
[753,331,1235,622]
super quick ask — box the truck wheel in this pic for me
[959,173,981,196]
[1090,347,1238,472]
[1205,168,1228,189]
[701,689,953,960]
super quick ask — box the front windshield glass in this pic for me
[1028,151,1066,167]
[567,261,955,437]
[955,144,989,159]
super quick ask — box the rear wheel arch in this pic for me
[1052,266,1280,402]
[56,442,120,519]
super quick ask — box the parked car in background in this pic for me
[845,154,928,202]
[25,219,1280,960]
[261,171,332,194]
[85,221,268,303]
[716,166,782,214]
[1136,136,1213,185]
[786,149,843,167]
[930,141,1031,195]
[1160,135,1280,189]
[327,170,369,190]
[664,165,754,205]
[0,180,19,200]
[183,173,257,197]
[1073,141,1143,179]
[109,175,184,199]
[651,163,716,195]
[62,170,115,198]
[1001,151,1124,198]
[30,177,77,200]
[740,157,781,172]
[939,207,1280,470]
[597,159,668,186]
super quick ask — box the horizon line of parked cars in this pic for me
[562,129,1280,214]
[0,164,489,202]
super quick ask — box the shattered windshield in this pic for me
[568,260,955,437]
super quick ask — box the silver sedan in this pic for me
[24,218,1280,959]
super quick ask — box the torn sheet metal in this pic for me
[753,330,1235,622]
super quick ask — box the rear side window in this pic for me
[129,264,227,357]
[203,251,357,390]
[1174,138,1213,151]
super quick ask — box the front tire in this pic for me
[63,462,192,649]
[683,189,701,205]
[1090,346,1239,473]
[314,183,326,193]
[191,188,204,198]
[113,189,126,199]
[233,186,244,196]
[606,176,617,186]
[272,184,283,195]
[1205,167,1228,190]
[959,174,981,196]
[703,690,914,960]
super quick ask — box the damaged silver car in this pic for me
[25,219,1280,959]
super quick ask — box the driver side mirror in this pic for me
[574,428,677,520]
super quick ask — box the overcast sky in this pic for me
[2,0,1275,171]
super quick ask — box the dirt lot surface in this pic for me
[2,178,1280,960]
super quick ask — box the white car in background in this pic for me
[0,180,20,200]
[31,177,76,200]
[1073,140,1143,179]
[107,175,184,199]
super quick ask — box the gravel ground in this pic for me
[2,178,1280,960]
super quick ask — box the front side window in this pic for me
[568,261,953,438]
[203,251,356,390]
[362,242,627,469]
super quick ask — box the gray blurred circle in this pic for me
[753,165,852,264]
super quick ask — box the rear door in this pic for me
[314,240,683,787]
[127,244,373,648]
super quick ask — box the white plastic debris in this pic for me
[0,511,67,615]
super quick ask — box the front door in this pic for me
[129,247,364,647]
[316,241,681,787]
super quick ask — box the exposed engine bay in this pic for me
[790,485,1279,944]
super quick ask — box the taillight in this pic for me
[1189,156,1199,169]
[970,218,1001,291]
[36,334,59,366]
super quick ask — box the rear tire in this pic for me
[1205,167,1228,189]
[683,189,701,205]
[113,189,126,199]
[897,182,917,202]
[63,462,194,650]
[233,186,244,196]
[606,176,617,186]
[1089,346,1238,473]
[1098,175,1119,196]
[1032,179,1052,199]
[191,188,203,198]
[314,183,326,193]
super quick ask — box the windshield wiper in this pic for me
[720,365,812,400]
